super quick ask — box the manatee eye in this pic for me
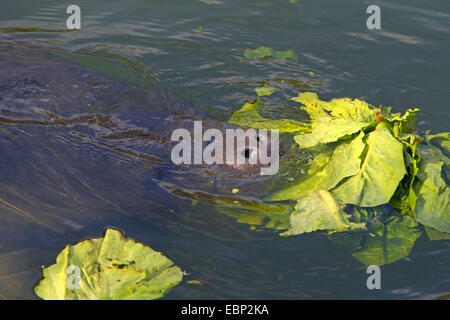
[242,148,257,159]
[256,134,267,144]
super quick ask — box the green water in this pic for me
[0,0,449,299]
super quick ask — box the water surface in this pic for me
[0,0,449,299]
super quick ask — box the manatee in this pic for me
[0,42,280,298]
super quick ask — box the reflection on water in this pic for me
[0,0,449,299]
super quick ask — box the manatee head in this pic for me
[153,119,293,203]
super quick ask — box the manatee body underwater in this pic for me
[0,43,274,299]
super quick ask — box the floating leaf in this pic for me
[254,84,275,97]
[390,108,420,138]
[291,92,376,123]
[244,47,299,62]
[413,148,450,233]
[228,99,310,133]
[293,117,371,149]
[273,50,298,61]
[267,131,365,201]
[390,134,421,215]
[280,190,365,237]
[34,229,183,300]
[244,46,273,59]
[332,123,406,207]
[291,92,376,148]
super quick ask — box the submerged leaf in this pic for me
[425,226,450,241]
[424,132,450,164]
[217,206,292,231]
[332,124,406,207]
[281,190,365,236]
[428,132,449,151]
[162,183,293,230]
[352,215,422,266]
[34,229,183,300]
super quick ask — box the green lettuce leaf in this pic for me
[281,190,366,236]
[34,229,183,300]
[413,147,450,233]
[290,92,376,148]
[293,117,372,148]
[244,47,299,61]
[390,134,421,215]
[228,99,310,133]
[254,84,275,97]
[291,92,376,122]
[332,123,406,207]
[267,131,365,201]
[390,108,420,138]
[390,130,449,220]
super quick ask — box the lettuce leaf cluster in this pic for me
[228,92,449,238]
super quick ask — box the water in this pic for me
[0,0,449,299]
